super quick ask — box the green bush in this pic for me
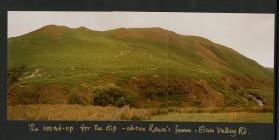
[92,83,139,107]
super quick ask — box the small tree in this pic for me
[92,83,138,107]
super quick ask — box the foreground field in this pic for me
[8,105,273,123]
[150,112,273,123]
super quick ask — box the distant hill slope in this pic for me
[266,67,274,72]
[8,25,273,108]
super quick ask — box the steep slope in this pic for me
[8,25,273,108]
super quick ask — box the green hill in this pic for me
[8,25,273,109]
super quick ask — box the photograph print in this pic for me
[7,11,274,122]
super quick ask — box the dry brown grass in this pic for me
[8,104,273,121]
[8,104,152,121]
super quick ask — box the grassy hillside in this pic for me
[8,25,273,109]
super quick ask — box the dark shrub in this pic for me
[131,76,185,107]
[68,93,90,105]
[8,64,27,84]
[92,83,138,107]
